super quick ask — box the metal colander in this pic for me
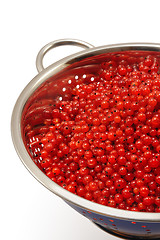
[11,39,160,239]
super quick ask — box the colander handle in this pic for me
[36,39,95,73]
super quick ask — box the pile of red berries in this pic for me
[23,52,160,212]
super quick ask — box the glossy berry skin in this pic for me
[23,51,160,212]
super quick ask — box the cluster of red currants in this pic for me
[24,53,160,212]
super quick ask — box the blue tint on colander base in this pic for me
[66,201,160,239]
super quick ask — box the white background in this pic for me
[1,1,160,239]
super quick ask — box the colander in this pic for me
[11,39,160,239]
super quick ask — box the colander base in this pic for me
[93,222,159,240]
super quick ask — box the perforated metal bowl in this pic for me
[11,39,160,239]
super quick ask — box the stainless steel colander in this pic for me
[11,39,160,239]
